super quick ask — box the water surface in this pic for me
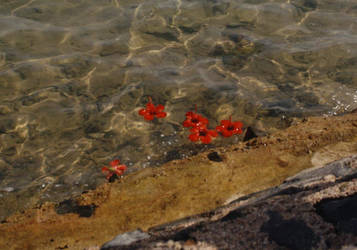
[1,0,357,219]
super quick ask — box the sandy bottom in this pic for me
[1,112,357,250]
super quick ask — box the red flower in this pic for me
[183,112,209,128]
[188,126,218,144]
[216,116,243,137]
[183,106,209,128]
[101,159,127,181]
[139,97,167,121]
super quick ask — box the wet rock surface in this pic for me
[102,155,357,250]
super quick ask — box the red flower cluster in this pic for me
[182,107,244,144]
[182,108,218,144]
[138,97,167,121]
[101,159,127,181]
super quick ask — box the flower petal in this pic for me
[209,130,218,137]
[216,126,223,132]
[199,116,209,125]
[189,133,199,142]
[222,130,233,137]
[233,121,243,128]
[200,135,212,144]
[156,104,165,111]
[156,111,167,118]
[110,159,120,166]
[220,119,231,127]
[233,127,242,134]
[118,165,127,171]
[146,103,155,110]
[183,120,192,127]
[144,113,155,120]
[101,166,110,174]
[139,109,147,116]
[189,126,201,133]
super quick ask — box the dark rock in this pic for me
[220,209,245,222]
[165,150,181,162]
[273,186,302,196]
[55,199,96,217]
[207,152,223,162]
[261,211,319,250]
[243,126,257,141]
[171,227,198,242]
[315,194,357,235]
[108,174,119,183]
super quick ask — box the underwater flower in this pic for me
[216,117,243,137]
[138,97,167,121]
[189,126,218,144]
[183,107,209,128]
[183,112,209,128]
[101,159,127,181]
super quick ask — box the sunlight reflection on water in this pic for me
[1,0,357,219]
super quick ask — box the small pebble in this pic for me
[323,174,336,182]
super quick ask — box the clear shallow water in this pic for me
[1,0,357,218]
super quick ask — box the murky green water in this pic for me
[1,0,357,219]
